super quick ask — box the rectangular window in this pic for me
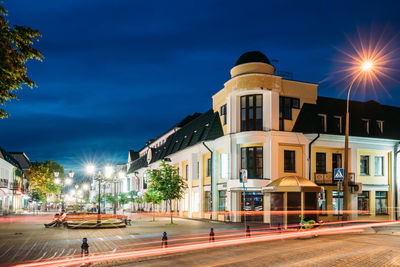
[240,94,263,131]
[218,191,226,211]
[220,153,228,180]
[374,156,384,176]
[241,147,263,179]
[334,116,342,134]
[332,153,342,171]
[185,164,189,180]
[204,191,211,212]
[196,161,199,180]
[318,190,327,215]
[377,120,384,134]
[206,158,211,177]
[358,191,370,215]
[317,114,327,132]
[316,152,326,174]
[127,178,130,192]
[375,191,388,215]
[220,104,227,125]
[362,119,370,135]
[332,190,343,215]
[284,150,296,173]
[360,155,370,175]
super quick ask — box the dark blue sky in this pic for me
[1,0,400,172]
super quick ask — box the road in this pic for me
[114,229,400,267]
[1,214,400,266]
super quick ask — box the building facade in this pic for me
[126,51,400,224]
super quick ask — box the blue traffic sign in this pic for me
[334,168,344,180]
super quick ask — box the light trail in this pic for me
[12,220,400,267]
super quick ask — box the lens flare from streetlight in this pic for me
[104,165,114,178]
[332,28,399,98]
[85,164,96,175]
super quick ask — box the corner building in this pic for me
[127,51,400,225]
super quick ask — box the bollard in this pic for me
[81,237,89,256]
[209,228,215,242]
[161,232,168,248]
[246,225,251,237]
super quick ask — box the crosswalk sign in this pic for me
[334,168,344,180]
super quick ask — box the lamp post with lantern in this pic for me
[54,170,73,211]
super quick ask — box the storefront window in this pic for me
[318,190,327,215]
[332,190,343,215]
[218,191,226,211]
[374,156,384,176]
[375,191,388,215]
[204,191,211,212]
[358,191,370,215]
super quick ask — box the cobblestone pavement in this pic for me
[109,228,400,267]
[0,214,240,266]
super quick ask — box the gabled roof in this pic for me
[9,152,30,170]
[293,96,400,140]
[128,109,224,173]
[0,147,22,169]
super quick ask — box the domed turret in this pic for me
[230,51,275,78]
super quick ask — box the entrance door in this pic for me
[270,193,284,227]
[241,192,264,222]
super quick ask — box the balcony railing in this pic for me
[314,172,355,184]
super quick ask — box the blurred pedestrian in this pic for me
[209,228,215,242]
[81,238,89,256]
[246,225,251,237]
[161,232,168,248]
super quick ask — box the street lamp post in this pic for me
[54,170,73,211]
[343,60,374,220]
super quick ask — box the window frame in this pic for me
[316,152,327,174]
[317,114,327,133]
[375,191,388,215]
[362,119,370,135]
[332,153,342,171]
[284,150,296,173]
[220,104,227,125]
[377,120,384,134]
[206,158,211,177]
[357,191,370,215]
[240,94,263,131]
[360,155,370,176]
[374,156,384,176]
[333,115,342,134]
[241,146,263,179]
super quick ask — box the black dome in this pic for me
[234,51,271,66]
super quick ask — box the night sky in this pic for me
[1,0,400,173]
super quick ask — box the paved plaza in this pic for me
[1,214,400,266]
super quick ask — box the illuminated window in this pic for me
[358,191,370,215]
[185,164,189,180]
[374,156,384,176]
[375,192,388,215]
[318,190,327,215]
[218,191,226,211]
[220,153,228,180]
[332,190,343,215]
[206,158,211,177]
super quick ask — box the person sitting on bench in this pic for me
[44,210,67,228]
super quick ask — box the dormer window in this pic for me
[317,114,327,133]
[362,119,370,135]
[334,116,342,134]
[377,120,384,134]
[220,104,227,125]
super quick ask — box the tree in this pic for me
[147,161,187,224]
[27,161,64,210]
[144,190,162,221]
[135,196,144,211]
[127,190,136,212]
[0,5,42,118]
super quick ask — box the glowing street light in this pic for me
[104,165,114,179]
[85,164,96,175]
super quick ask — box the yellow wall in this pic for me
[357,149,389,185]
[202,152,211,185]
[278,144,304,178]
[311,147,346,183]
[280,79,317,105]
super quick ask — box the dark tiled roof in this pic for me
[293,96,400,140]
[0,147,22,169]
[137,112,202,152]
[128,109,223,173]
[127,155,148,174]
[9,152,30,170]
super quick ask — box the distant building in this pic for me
[126,51,400,224]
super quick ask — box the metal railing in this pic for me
[314,172,355,184]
